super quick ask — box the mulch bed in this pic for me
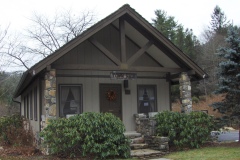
[0,145,99,159]
[0,146,41,157]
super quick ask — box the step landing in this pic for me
[131,143,148,150]
[131,149,168,159]
[124,131,141,139]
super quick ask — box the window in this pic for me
[59,85,82,117]
[137,85,157,115]
[34,87,38,121]
[24,96,27,117]
[26,94,29,118]
[29,91,33,120]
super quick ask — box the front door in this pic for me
[100,84,122,120]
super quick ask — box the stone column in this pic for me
[43,69,56,128]
[40,69,56,155]
[179,72,192,113]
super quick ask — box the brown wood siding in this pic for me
[20,78,41,134]
[53,24,161,68]
[54,40,116,66]
[125,37,159,67]
[94,25,121,61]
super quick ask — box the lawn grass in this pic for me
[163,146,240,160]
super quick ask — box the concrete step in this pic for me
[124,131,142,139]
[131,149,166,159]
[131,136,145,144]
[131,143,148,150]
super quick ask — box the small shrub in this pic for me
[192,96,199,103]
[40,112,130,159]
[199,95,207,101]
[0,114,33,146]
[155,111,215,149]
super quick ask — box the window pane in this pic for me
[137,85,157,115]
[24,96,27,117]
[59,85,82,117]
[26,95,29,118]
[34,87,38,121]
[30,91,33,120]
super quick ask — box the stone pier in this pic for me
[41,69,56,129]
[134,113,156,136]
[179,72,192,113]
[41,69,56,154]
[133,113,169,153]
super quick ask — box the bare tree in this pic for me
[0,9,95,114]
[1,9,95,71]
[197,31,227,95]
[0,25,33,71]
[0,25,10,71]
[25,9,95,59]
[5,36,31,70]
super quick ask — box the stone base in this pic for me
[134,114,156,136]
[145,136,169,151]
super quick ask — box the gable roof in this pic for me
[14,4,207,98]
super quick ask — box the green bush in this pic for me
[0,114,33,146]
[155,111,215,149]
[192,96,199,103]
[40,112,130,159]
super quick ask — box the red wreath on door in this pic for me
[106,90,117,101]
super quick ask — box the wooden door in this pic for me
[100,84,122,120]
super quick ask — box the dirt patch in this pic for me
[0,146,95,160]
[0,146,40,157]
[172,94,224,118]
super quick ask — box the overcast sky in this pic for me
[1,0,240,38]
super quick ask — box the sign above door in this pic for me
[110,72,137,80]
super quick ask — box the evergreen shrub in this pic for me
[192,96,199,103]
[40,112,130,159]
[155,111,215,149]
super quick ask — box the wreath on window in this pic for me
[106,90,117,101]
